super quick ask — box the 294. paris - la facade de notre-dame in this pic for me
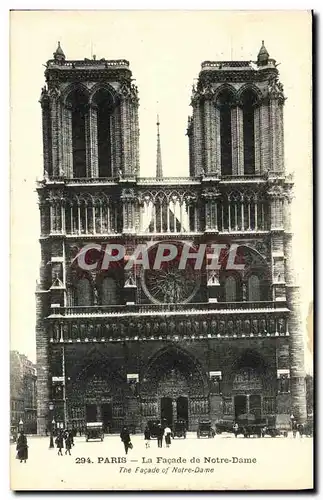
[36,41,307,435]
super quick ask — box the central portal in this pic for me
[234,395,247,419]
[177,396,188,426]
[160,397,173,426]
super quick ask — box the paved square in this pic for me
[11,433,313,490]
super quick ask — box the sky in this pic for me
[10,10,313,370]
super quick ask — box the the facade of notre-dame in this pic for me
[36,41,307,434]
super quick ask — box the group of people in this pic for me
[55,429,75,456]
[120,423,173,454]
[144,423,172,449]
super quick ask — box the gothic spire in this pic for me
[156,114,163,180]
[257,40,269,66]
[53,41,66,62]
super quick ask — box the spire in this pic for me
[156,114,163,180]
[53,41,66,62]
[257,40,269,66]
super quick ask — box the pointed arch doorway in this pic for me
[141,346,209,430]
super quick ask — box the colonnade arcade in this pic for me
[42,187,273,236]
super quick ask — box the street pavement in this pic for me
[11,432,313,491]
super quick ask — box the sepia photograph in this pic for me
[10,9,313,491]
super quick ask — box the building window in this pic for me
[93,89,114,178]
[225,276,237,302]
[241,89,257,175]
[67,89,88,178]
[217,91,234,176]
[248,275,261,301]
[101,277,117,305]
[75,277,93,306]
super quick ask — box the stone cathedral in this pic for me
[36,41,307,434]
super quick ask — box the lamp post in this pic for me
[49,402,54,449]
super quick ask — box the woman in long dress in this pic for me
[164,426,172,448]
[16,431,28,463]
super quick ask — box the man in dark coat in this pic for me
[55,431,64,456]
[120,426,131,455]
[65,432,73,455]
[156,423,164,448]
[16,431,28,463]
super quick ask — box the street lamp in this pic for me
[49,402,54,449]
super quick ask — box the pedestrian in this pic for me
[164,426,172,448]
[144,425,151,449]
[55,431,64,456]
[233,422,239,438]
[16,431,28,463]
[120,426,132,455]
[156,423,164,448]
[65,433,72,455]
[292,420,298,438]
[45,428,48,437]
[298,424,304,438]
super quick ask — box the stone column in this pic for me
[259,98,270,174]
[269,98,280,174]
[62,103,73,178]
[88,103,99,178]
[204,98,215,175]
[40,92,52,177]
[120,94,131,177]
[277,103,285,175]
[36,247,50,434]
[231,104,244,176]
[254,104,261,174]
[192,96,203,176]
[49,88,63,177]
[214,105,221,176]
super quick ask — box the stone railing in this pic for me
[49,300,287,317]
[138,177,199,185]
[47,59,130,69]
[201,61,253,70]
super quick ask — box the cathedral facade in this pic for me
[36,42,307,434]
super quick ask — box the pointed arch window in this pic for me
[248,274,261,301]
[67,89,89,178]
[101,277,117,305]
[92,89,114,178]
[241,89,257,175]
[225,276,237,302]
[217,90,234,176]
[75,277,93,306]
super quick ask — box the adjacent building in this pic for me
[10,351,37,433]
[36,41,307,434]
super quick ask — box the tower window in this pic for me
[218,91,234,176]
[67,89,89,178]
[92,89,114,178]
[241,90,257,175]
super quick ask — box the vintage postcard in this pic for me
[10,10,313,491]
